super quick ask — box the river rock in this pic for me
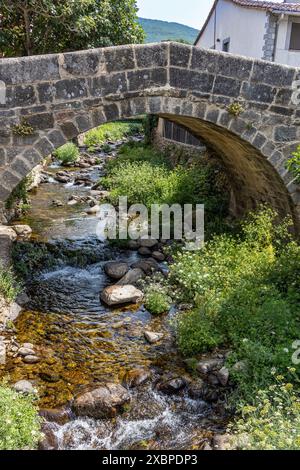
[22,342,34,349]
[139,239,158,249]
[51,199,63,207]
[144,331,164,344]
[73,383,130,419]
[123,368,151,388]
[104,262,129,280]
[39,408,71,425]
[0,225,17,241]
[188,379,205,399]
[18,347,36,356]
[138,247,152,256]
[157,377,186,395]
[127,240,140,250]
[101,285,143,306]
[0,340,6,365]
[23,355,40,364]
[13,380,37,394]
[12,225,32,238]
[86,205,100,214]
[152,251,165,262]
[55,174,70,183]
[117,268,145,286]
[39,371,60,383]
[38,423,59,450]
[196,358,224,375]
[131,258,160,275]
[217,367,230,386]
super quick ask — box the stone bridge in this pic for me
[0,42,300,227]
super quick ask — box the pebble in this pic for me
[23,355,40,364]
[18,347,36,357]
[13,380,37,394]
[144,331,164,344]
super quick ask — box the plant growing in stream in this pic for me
[144,284,171,315]
[0,383,42,450]
[54,142,80,166]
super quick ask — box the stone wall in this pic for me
[0,42,299,227]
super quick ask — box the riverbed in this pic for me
[3,141,227,450]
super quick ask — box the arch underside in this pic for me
[1,95,297,229]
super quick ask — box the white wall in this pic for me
[275,15,300,66]
[196,0,266,58]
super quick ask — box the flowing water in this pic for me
[4,146,227,450]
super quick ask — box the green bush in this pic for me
[84,121,143,148]
[229,377,300,450]
[102,143,229,225]
[169,207,300,399]
[0,384,42,450]
[144,285,171,315]
[54,142,79,165]
[0,264,20,302]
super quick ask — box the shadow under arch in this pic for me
[4,95,297,229]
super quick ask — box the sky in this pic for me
[136,0,283,30]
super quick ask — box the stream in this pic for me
[4,141,227,450]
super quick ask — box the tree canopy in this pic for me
[0,0,144,57]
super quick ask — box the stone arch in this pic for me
[0,42,299,226]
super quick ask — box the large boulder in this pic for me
[100,285,143,306]
[117,268,145,286]
[73,383,130,419]
[104,262,129,280]
[12,225,32,238]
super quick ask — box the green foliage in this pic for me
[169,207,300,400]
[138,18,198,44]
[102,143,230,224]
[229,377,300,450]
[1,0,144,57]
[0,264,20,302]
[0,384,41,450]
[144,284,171,315]
[84,121,143,148]
[12,120,34,136]
[54,143,79,166]
[286,145,300,183]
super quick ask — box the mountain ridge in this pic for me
[138,17,199,44]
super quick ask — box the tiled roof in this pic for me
[230,0,300,12]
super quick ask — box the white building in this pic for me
[195,0,300,66]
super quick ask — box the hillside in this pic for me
[138,18,198,44]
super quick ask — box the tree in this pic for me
[0,0,144,57]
